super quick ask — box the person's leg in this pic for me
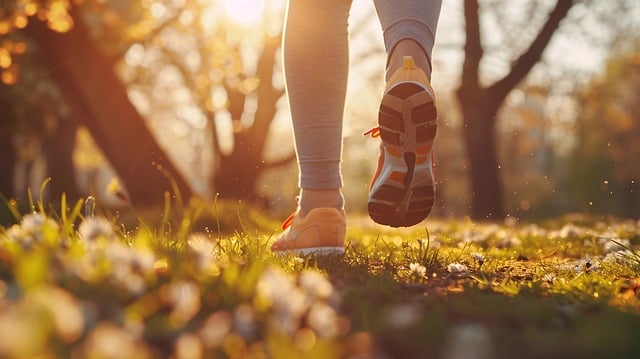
[368,0,442,227]
[373,0,442,78]
[283,0,353,216]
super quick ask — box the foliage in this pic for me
[1,198,640,358]
[572,47,640,217]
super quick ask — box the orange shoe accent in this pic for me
[386,147,402,158]
[389,171,405,183]
[271,208,346,255]
[416,156,429,165]
[416,145,431,156]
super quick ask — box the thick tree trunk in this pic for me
[0,120,16,199]
[457,0,574,220]
[43,117,81,201]
[458,90,505,219]
[24,8,193,206]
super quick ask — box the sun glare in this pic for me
[223,0,266,26]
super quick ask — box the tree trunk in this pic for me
[212,37,293,203]
[23,8,193,207]
[457,0,575,220]
[43,117,81,202]
[0,120,15,199]
[458,90,505,219]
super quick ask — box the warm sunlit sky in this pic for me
[223,0,266,25]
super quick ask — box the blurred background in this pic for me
[1,0,639,222]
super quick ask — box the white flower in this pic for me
[82,323,140,359]
[20,213,47,233]
[307,302,338,338]
[447,262,470,277]
[574,255,599,274]
[187,233,217,271]
[257,268,307,335]
[78,217,114,242]
[602,238,630,254]
[559,223,583,238]
[603,250,637,265]
[165,281,201,324]
[409,262,427,277]
[471,252,485,264]
[13,213,59,246]
[199,311,232,348]
[103,242,156,295]
[498,236,522,248]
[541,273,556,283]
[174,334,203,359]
[234,304,256,338]
[299,271,333,301]
[388,304,420,329]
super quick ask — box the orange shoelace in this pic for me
[363,127,380,138]
[281,212,296,230]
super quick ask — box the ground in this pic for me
[0,198,639,358]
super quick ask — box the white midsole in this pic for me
[276,246,345,256]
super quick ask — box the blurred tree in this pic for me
[573,48,640,218]
[457,0,575,219]
[0,112,15,199]
[124,3,294,203]
[455,0,639,219]
[4,0,293,205]
[2,2,195,206]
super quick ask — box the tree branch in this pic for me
[489,0,576,101]
[460,0,483,91]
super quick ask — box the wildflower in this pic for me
[574,255,599,274]
[164,281,201,324]
[541,273,556,283]
[8,213,60,247]
[408,262,427,278]
[174,333,203,359]
[234,303,256,338]
[299,271,333,301]
[81,322,142,359]
[257,268,307,335]
[442,323,494,359]
[498,235,522,248]
[78,217,115,242]
[603,250,637,265]
[307,302,339,338]
[447,262,470,278]
[103,242,156,295]
[601,238,631,254]
[199,311,232,349]
[471,252,485,264]
[187,233,217,271]
[462,230,486,243]
[388,304,420,329]
[559,223,583,238]
[28,286,85,343]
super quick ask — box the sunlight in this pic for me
[223,0,265,26]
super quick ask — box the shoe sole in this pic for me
[368,81,437,227]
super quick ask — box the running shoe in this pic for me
[271,208,346,255]
[367,56,437,227]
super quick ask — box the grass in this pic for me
[1,196,640,358]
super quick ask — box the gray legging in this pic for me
[283,0,442,190]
